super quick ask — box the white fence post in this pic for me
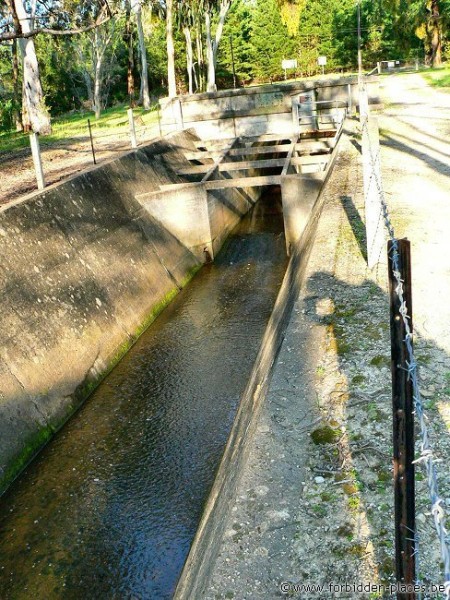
[128,108,137,149]
[29,132,45,190]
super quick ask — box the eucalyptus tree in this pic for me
[75,18,121,118]
[412,0,444,65]
[8,0,52,133]
[165,0,176,96]
[176,1,193,94]
[1,0,115,132]
[204,0,232,91]
[130,0,151,107]
[172,0,207,94]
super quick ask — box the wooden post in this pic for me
[388,238,416,600]
[127,108,137,149]
[29,132,45,190]
[87,119,96,165]
[157,105,162,138]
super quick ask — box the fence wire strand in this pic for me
[360,103,450,598]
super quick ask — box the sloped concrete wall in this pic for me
[0,132,205,495]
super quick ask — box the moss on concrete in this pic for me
[0,264,202,497]
[0,424,54,495]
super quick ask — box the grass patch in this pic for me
[311,424,341,445]
[423,66,450,89]
[0,103,159,154]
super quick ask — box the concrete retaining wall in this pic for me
[160,76,380,140]
[0,130,249,496]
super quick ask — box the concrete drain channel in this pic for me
[174,128,342,599]
[0,122,342,599]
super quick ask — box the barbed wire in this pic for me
[360,103,450,599]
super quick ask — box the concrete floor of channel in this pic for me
[205,73,450,600]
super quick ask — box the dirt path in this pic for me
[0,123,159,206]
[205,74,450,599]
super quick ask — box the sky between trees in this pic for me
[0,0,449,134]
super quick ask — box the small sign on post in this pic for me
[318,55,327,75]
[29,132,45,191]
[282,58,297,80]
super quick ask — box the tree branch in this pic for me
[0,7,114,41]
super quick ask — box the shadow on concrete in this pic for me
[339,194,368,262]
[380,131,450,179]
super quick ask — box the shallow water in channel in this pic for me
[0,190,288,600]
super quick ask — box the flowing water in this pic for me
[0,190,288,600]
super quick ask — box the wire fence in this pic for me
[360,83,450,599]
[0,106,162,205]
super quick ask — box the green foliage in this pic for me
[0,103,158,154]
[250,0,293,81]
[217,0,254,86]
[297,0,351,74]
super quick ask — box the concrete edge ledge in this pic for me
[173,159,334,599]
[161,76,371,104]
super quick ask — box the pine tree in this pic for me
[216,0,253,86]
[250,0,291,81]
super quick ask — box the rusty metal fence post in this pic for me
[388,238,416,599]
[87,119,97,165]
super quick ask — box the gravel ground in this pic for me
[0,123,159,205]
[205,73,450,599]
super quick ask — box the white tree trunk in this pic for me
[93,33,104,119]
[205,10,216,92]
[166,0,177,97]
[195,28,204,91]
[213,0,231,65]
[14,0,51,134]
[132,1,151,109]
[183,26,194,95]
[206,0,231,93]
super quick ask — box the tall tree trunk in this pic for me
[166,0,177,97]
[82,69,94,106]
[93,28,104,119]
[183,26,194,95]
[430,0,442,67]
[205,0,231,93]
[132,0,150,109]
[195,27,205,92]
[12,0,51,134]
[124,3,136,106]
[21,77,31,132]
[12,39,22,131]
[205,9,216,92]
